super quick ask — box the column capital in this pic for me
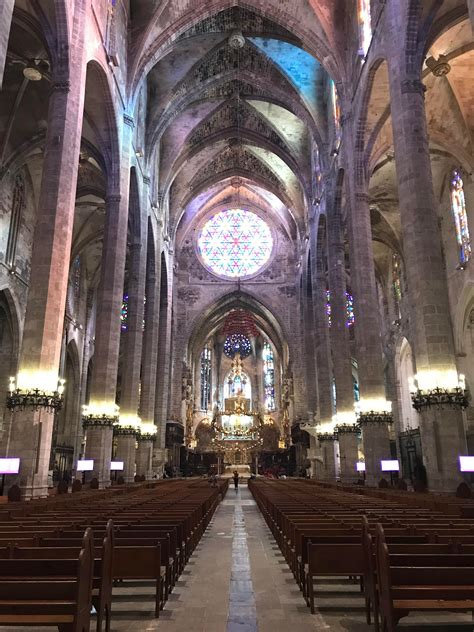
[355,191,369,203]
[51,80,71,93]
[401,79,426,95]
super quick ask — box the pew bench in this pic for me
[0,529,94,632]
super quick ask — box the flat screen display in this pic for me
[77,459,94,472]
[381,459,399,472]
[110,461,124,471]
[459,456,474,472]
[356,462,366,472]
[0,458,20,474]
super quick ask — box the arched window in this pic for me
[263,341,275,412]
[358,0,372,58]
[225,371,251,400]
[326,290,355,328]
[121,294,129,331]
[392,253,402,316]
[451,169,471,265]
[312,142,322,200]
[6,173,24,268]
[200,346,212,410]
[331,81,342,149]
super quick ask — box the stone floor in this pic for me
[3,483,474,631]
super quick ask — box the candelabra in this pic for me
[7,377,65,412]
[409,373,469,412]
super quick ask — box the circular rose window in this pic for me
[197,208,273,278]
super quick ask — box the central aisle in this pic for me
[155,483,327,632]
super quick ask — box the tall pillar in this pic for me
[0,0,14,89]
[120,240,146,419]
[386,0,466,491]
[309,217,334,430]
[5,5,89,498]
[154,255,173,451]
[141,224,164,475]
[114,429,137,483]
[337,430,359,484]
[344,115,392,487]
[318,436,338,480]
[309,214,336,479]
[136,436,154,480]
[84,116,133,488]
[327,181,359,482]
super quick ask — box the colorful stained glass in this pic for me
[451,170,471,265]
[392,253,402,316]
[358,0,372,57]
[121,294,128,331]
[331,81,342,149]
[200,346,212,410]
[198,209,273,278]
[72,256,81,303]
[326,290,355,328]
[263,341,275,412]
[224,334,252,359]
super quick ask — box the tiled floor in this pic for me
[3,484,474,631]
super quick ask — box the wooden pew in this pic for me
[11,521,114,632]
[375,523,474,632]
[0,528,94,632]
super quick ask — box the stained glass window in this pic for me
[225,372,251,399]
[313,142,322,199]
[326,290,355,328]
[263,341,275,412]
[224,334,252,359]
[451,170,471,265]
[200,346,212,410]
[331,81,342,150]
[6,173,24,267]
[73,256,81,303]
[358,0,372,58]
[392,253,402,316]
[197,209,273,278]
[121,294,128,332]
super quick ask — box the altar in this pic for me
[223,464,251,477]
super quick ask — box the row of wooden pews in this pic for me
[0,478,228,631]
[249,478,474,631]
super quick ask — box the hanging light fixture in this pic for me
[22,60,43,82]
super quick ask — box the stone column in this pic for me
[385,0,466,491]
[136,436,154,479]
[344,116,392,487]
[337,429,359,484]
[309,217,334,430]
[84,116,133,487]
[141,225,163,477]
[114,429,137,483]
[0,0,14,89]
[327,183,359,482]
[302,267,318,415]
[119,237,147,427]
[318,436,338,480]
[468,0,474,33]
[154,255,173,451]
[5,5,89,499]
